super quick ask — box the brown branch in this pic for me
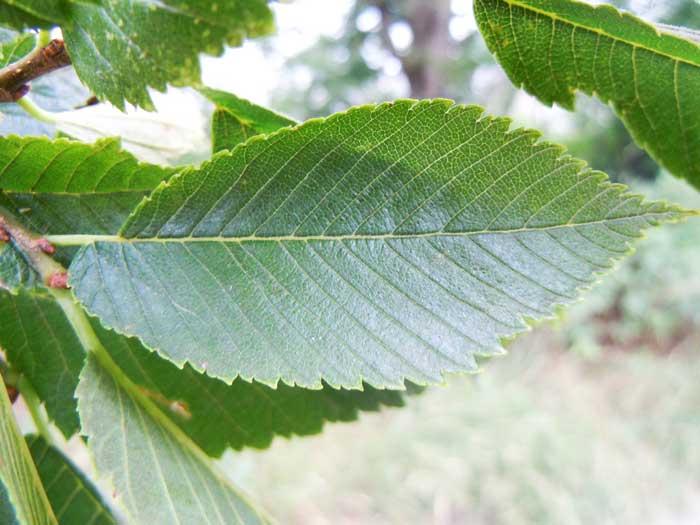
[0,39,71,103]
[0,206,66,288]
[0,357,19,404]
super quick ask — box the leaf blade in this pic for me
[0,136,174,235]
[25,435,117,525]
[0,373,58,525]
[474,0,700,188]
[0,285,406,452]
[77,354,270,525]
[62,1,274,109]
[68,100,691,388]
[0,290,85,436]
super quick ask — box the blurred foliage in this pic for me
[563,174,700,359]
[232,330,700,524]
[270,0,700,183]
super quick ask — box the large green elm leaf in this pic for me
[25,435,117,525]
[474,0,700,189]
[77,354,270,525]
[201,88,296,152]
[0,136,174,235]
[67,99,692,389]
[0,290,85,437]
[0,373,58,525]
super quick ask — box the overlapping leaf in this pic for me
[25,435,117,525]
[77,355,270,525]
[67,99,691,389]
[202,88,296,152]
[96,323,405,456]
[0,290,85,436]
[0,284,406,451]
[0,1,274,108]
[474,0,700,189]
[0,136,174,235]
[0,373,57,525]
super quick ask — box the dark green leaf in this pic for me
[25,435,117,525]
[0,290,85,437]
[202,88,296,152]
[1,0,66,25]
[95,321,405,456]
[68,100,692,389]
[0,2,53,30]
[474,0,700,189]
[62,1,275,109]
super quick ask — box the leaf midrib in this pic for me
[2,190,152,196]
[47,211,683,245]
[501,0,700,68]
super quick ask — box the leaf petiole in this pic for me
[16,375,53,444]
[35,30,51,50]
[17,97,57,124]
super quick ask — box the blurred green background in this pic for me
[213,1,700,523]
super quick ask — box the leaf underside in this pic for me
[68,99,686,389]
[77,355,270,525]
[474,0,700,189]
